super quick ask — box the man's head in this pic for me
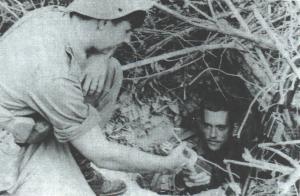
[196,92,234,152]
[67,0,153,55]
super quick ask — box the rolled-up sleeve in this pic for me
[27,75,100,143]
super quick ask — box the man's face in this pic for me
[201,109,230,151]
[84,19,132,54]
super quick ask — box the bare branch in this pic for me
[253,6,300,80]
[122,43,238,71]
[224,159,294,174]
[153,2,275,49]
[259,140,300,147]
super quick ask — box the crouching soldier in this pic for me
[0,0,197,195]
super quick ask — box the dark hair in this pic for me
[202,91,233,113]
[111,10,147,29]
[193,91,235,127]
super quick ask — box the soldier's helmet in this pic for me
[67,0,154,20]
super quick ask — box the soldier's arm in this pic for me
[27,69,195,174]
[71,125,192,173]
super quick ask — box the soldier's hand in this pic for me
[183,171,211,187]
[153,141,174,155]
[81,55,109,97]
[160,141,174,154]
[165,143,197,172]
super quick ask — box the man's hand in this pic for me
[183,171,211,187]
[153,141,174,155]
[165,143,197,172]
[81,55,109,97]
[179,153,211,187]
[160,141,174,154]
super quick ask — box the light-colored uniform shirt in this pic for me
[0,6,122,143]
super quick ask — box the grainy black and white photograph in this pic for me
[0,0,299,195]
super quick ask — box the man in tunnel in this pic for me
[174,91,247,195]
[0,0,196,195]
[145,91,248,195]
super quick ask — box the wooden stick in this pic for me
[187,1,214,21]
[261,146,299,168]
[223,0,250,33]
[207,0,216,21]
[122,43,238,71]
[187,67,262,90]
[11,0,27,14]
[224,159,294,174]
[0,2,19,19]
[124,56,201,80]
[255,48,275,83]
[236,84,275,138]
[259,140,300,147]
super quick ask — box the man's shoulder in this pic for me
[22,6,66,18]
[0,6,71,78]
[1,6,66,40]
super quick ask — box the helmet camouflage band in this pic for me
[67,0,154,20]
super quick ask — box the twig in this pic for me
[124,56,201,80]
[240,147,300,192]
[186,0,214,21]
[236,84,275,138]
[255,48,275,83]
[242,53,270,86]
[226,163,236,184]
[207,0,216,21]
[260,146,299,168]
[144,27,196,55]
[11,0,27,13]
[202,57,226,99]
[188,67,262,90]
[198,155,240,179]
[122,43,238,71]
[0,2,19,19]
[259,140,300,148]
[223,0,250,32]
[224,159,294,174]
[29,0,37,9]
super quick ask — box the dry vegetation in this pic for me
[1,0,300,195]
